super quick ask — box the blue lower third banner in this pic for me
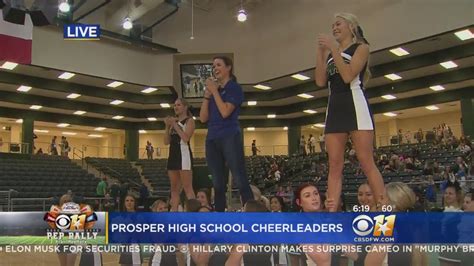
[108,212,474,244]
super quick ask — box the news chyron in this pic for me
[64,24,101,40]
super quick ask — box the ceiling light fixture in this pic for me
[1,61,18,70]
[381,94,397,100]
[17,85,32,92]
[291,74,310,81]
[297,93,314,99]
[430,85,445,91]
[58,0,71,13]
[384,73,402,81]
[67,93,81,99]
[247,101,257,106]
[58,72,75,80]
[454,29,474,41]
[440,61,458,69]
[253,84,271,90]
[383,112,398,117]
[57,123,70,128]
[122,17,133,30]
[389,47,410,56]
[110,100,124,105]
[303,109,317,114]
[426,105,439,111]
[107,81,124,88]
[141,87,157,94]
[73,110,86,115]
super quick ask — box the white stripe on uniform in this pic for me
[179,121,192,170]
[350,76,373,130]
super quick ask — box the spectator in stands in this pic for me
[60,136,70,157]
[397,129,403,144]
[443,182,463,211]
[299,135,306,155]
[50,136,58,155]
[425,176,437,209]
[357,183,376,211]
[196,188,213,210]
[456,156,469,173]
[308,134,316,154]
[383,158,398,173]
[109,181,120,211]
[251,139,260,156]
[422,161,434,176]
[165,98,196,211]
[96,177,107,198]
[404,157,416,172]
[415,128,423,143]
[151,198,169,212]
[269,195,285,212]
[318,133,325,152]
[145,141,154,160]
[103,193,115,212]
[463,192,473,211]
[199,56,253,212]
[457,140,472,156]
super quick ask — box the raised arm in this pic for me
[315,46,330,88]
[199,90,212,123]
[171,118,195,143]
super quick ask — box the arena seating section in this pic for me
[0,153,98,210]
[85,157,141,185]
[0,142,467,211]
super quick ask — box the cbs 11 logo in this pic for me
[352,214,396,237]
[55,214,88,230]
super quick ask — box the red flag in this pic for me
[0,12,33,64]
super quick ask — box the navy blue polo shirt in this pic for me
[207,79,243,140]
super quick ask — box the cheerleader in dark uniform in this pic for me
[119,194,142,266]
[164,98,196,211]
[315,13,386,211]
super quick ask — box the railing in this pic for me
[72,147,85,166]
[0,141,30,154]
[244,145,288,157]
[0,190,16,211]
[376,124,464,148]
[138,147,169,159]
[10,197,112,212]
[82,145,125,159]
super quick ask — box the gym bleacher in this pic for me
[84,157,141,185]
[136,159,170,193]
[0,153,98,210]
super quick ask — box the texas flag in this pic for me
[0,12,33,64]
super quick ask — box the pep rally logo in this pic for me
[44,202,97,231]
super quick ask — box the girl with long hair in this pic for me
[164,98,196,211]
[315,13,386,211]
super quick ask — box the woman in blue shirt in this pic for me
[199,56,253,212]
